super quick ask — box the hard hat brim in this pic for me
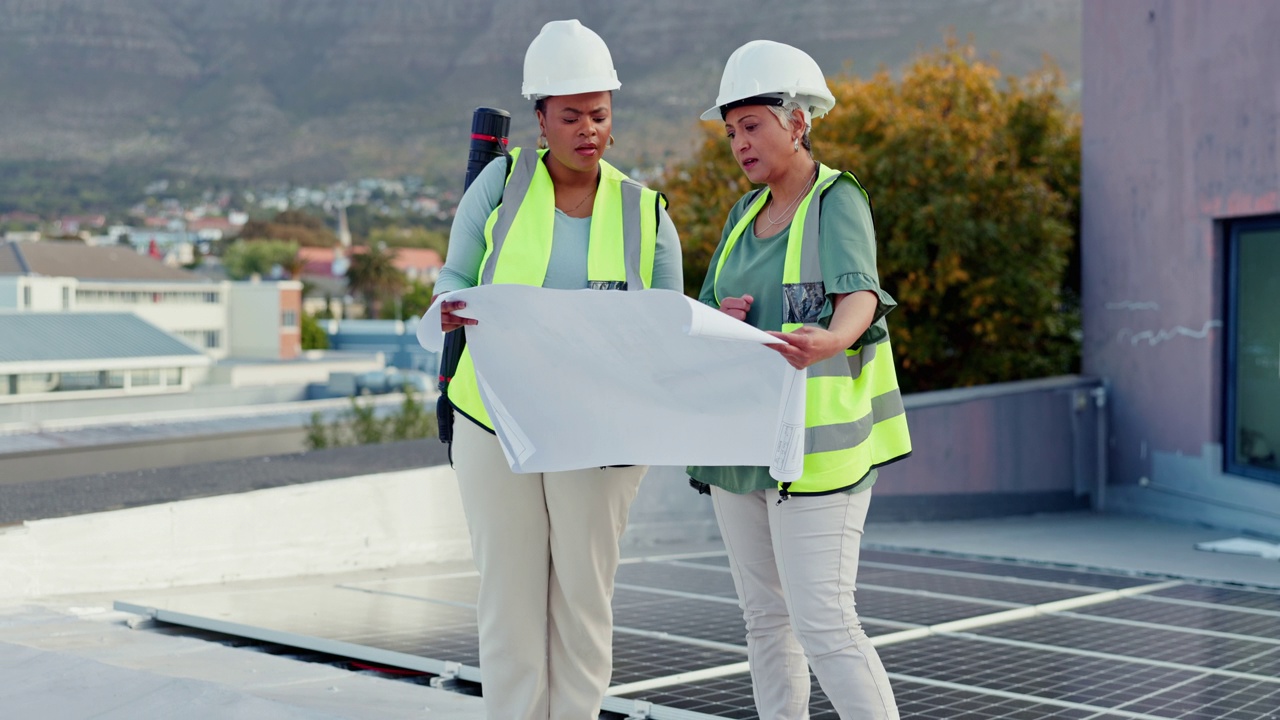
[700,95,786,122]
[701,93,835,122]
[523,76,621,101]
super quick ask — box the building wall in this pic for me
[325,318,439,374]
[1082,0,1280,535]
[279,284,302,360]
[227,282,282,359]
[226,280,302,360]
[872,376,1102,520]
[0,277,17,309]
[17,276,75,311]
[75,280,231,359]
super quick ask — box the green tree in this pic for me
[661,38,1081,392]
[394,278,435,319]
[221,239,300,280]
[303,390,438,451]
[387,385,436,441]
[346,243,406,318]
[301,313,330,350]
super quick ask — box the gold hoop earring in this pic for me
[607,135,615,149]
[537,134,548,150]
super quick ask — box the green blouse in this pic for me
[688,176,896,495]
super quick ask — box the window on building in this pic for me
[56,371,103,392]
[14,373,57,394]
[131,369,162,387]
[1225,216,1280,484]
[282,310,298,328]
[61,286,70,310]
[204,330,222,349]
[22,285,31,309]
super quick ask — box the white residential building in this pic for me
[0,240,302,362]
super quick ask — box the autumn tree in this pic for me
[368,226,448,256]
[239,209,338,247]
[661,39,1080,392]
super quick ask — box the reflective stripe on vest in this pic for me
[714,164,911,495]
[451,147,663,430]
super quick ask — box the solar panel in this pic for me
[613,673,837,719]
[1149,584,1280,613]
[892,678,1131,720]
[615,561,739,599]
[613,596,752,647]
[1072,597,1280,641]
[1117,673,1280,719]
[859,568,1098,605]
[858,586,1015,626]
[862,548,1153,589]
[968,613,1280,674]
[114,547,1280,720]
[878,634,1206,707]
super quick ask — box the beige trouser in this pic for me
[711,485,899,720]
[452,418,646,720]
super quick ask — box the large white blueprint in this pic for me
[418,286,805,481]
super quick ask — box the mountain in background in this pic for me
[0,0,1079,185]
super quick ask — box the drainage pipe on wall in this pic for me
[1092,384,1109,511]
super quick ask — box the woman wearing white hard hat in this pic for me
[433,19,683,720]
[688,39,909,719]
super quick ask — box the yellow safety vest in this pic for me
[714,164,911,496]
[449,147,664,430]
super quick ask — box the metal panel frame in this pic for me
[1223,214,1280,485]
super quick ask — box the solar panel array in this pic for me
[116,547,1280,719]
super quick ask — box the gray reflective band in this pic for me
[871,388,906,421]
[482,151,539,285]
[846,340,879,380]
[808,352,852,378]
[801,331,884,380]
[799,173,842,284]
[806,413,872,454]
[620,181,645,290]
[805,387,906,454]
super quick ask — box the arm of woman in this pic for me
[650,206,685,292]
[766,290,876,369]
[433,156,508,331]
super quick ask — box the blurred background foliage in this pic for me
[660,38,1081,392]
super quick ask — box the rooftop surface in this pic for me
[0,240,204,281]
[5,502,1277,719]
[0,311,206,365]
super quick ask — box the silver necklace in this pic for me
[564,186,595,213]
[762,165,817,228]
[560,169,600,214]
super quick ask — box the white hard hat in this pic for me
[700,40,836,121]
[522,20,621,100]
